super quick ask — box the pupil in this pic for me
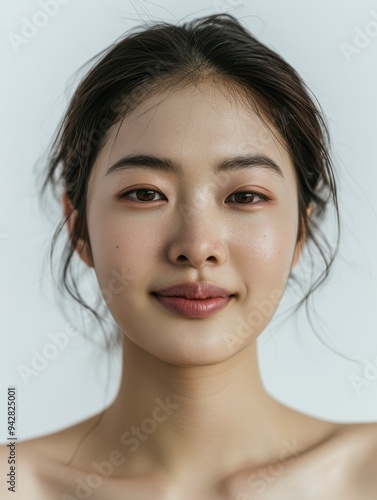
[138,189,155,201]
[236,193,252,203]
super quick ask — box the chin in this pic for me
[122,325,248,366]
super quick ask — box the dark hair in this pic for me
[38,12,345,358]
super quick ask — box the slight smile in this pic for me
[150,281,237,318]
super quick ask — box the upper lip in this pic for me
[152,282,236,299]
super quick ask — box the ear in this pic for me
[291,204,313,268]
[62,191,94,268]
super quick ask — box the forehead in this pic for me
[92,81,296,183]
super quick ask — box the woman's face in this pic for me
[71,82,304,365]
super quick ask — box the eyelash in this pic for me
[119,188,271,205]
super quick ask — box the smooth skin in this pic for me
[1,81,377,499]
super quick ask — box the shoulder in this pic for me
[0,440,41,498]
[336,422,377,498]
[286,421,377,499]
[350,422,377,496]
[0,413,104,499]
[19,411,105,463]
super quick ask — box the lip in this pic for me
[151,294,234,318]
[152,281,235,299]
[151,282,236,318]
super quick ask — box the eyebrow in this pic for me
[105,153,284,179]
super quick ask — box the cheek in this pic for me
[231,213,297,297]
[234,208,297,259]
[87,208,163,300]
[226,218,297,342]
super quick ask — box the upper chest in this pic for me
[18,424,377,500]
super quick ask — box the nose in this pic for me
[166,205,227,269]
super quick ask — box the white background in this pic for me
[1,0,377,442]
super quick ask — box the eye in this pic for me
[119,188,165,202]
[226,190,270,204]
[119,188,270,204]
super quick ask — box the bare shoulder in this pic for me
[17,411,105,464]
[268,420,377,499]
[0,440,41,498]
[279,420,377,499]
[336,421,377,498]
[0,413,104,499]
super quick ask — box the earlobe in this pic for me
[61,192,94,268]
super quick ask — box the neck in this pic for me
[83,336,339,489]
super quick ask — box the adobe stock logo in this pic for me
[349,354,377,396]
[17,322,79,386]
[60,396,180,500]
[236,439,304,498]
[340,10,377,62]
[223,271,289,352]
[7,0,72,54]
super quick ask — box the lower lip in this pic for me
[152,294,234,318]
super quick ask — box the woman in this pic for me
[1,12,376,499]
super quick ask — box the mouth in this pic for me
[150,292,236,318]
